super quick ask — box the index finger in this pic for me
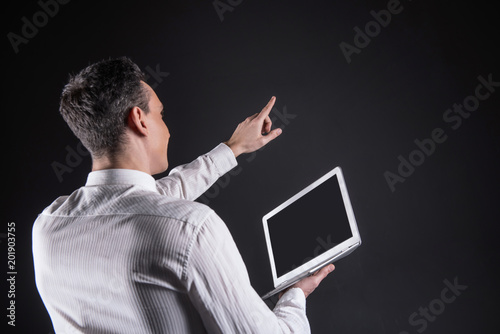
[257,96,276,120]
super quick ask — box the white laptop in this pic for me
[261,166,361,299]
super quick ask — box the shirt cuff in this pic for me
[207,143,238,176]
[276,287,306,310]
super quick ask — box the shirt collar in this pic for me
[86,169,159,193]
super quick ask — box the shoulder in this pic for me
[137,191,214,227]
[38,185,215,228]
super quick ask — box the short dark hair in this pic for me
[59,57,150,158]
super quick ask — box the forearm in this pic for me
[155,143,237,200]
[187,213,310,333]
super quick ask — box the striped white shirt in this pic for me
[33,143,310,333]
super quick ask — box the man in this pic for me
[33,57,334,333]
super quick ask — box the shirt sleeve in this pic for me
[155,143,237,200]
[184,211,311,334]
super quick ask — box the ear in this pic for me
[127,106,148,136]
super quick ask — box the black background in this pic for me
[4,0,499,333]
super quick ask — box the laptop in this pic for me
[261,166,361,300]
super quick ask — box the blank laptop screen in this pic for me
[267,174,353,277]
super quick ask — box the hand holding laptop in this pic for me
[281,264,336,298]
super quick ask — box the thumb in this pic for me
[315,264,335,280]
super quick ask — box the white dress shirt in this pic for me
[33,143,310,333]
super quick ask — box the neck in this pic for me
[91,146,151,175]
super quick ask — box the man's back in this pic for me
[33,169,212,333]
[33,146,314,333]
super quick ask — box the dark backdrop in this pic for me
[4,0,499,333]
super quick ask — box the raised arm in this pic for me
[155,143,237,200]
[155,96,282,200]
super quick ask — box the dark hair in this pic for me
[59,57,150,158]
